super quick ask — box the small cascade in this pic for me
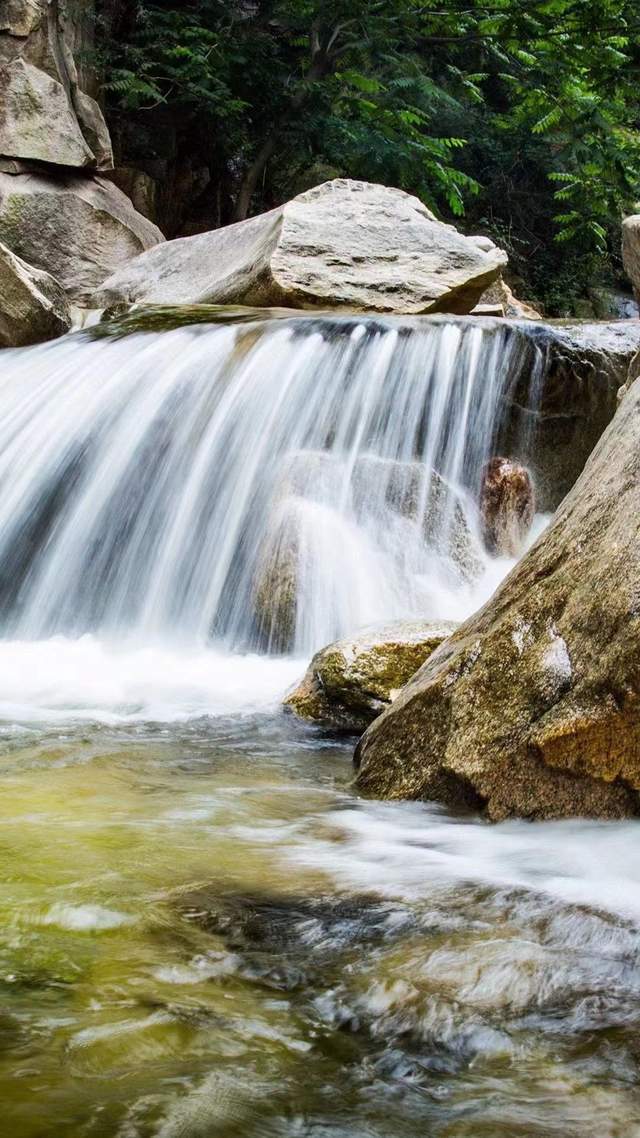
[0,314,544,657]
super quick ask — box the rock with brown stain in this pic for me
[480,457,535,557]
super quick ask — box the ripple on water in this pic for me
[0,715,639,1137]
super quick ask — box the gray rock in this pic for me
[0,0,45,37]
[252,496,302,654]
[96,179,507,315]
[588,285,638,320]
[622,214,640,303]
[107,166,158,223]
[0,58,94,167]
[0,171,164,302]
[0,0,113,170]
[0,238,70,347]
[286,620,458,733]
[351,456,484,584]
[74,89,114,171]
[355,374,640,819]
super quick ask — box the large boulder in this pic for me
[0,171,164,302]
[285,620,458,733]
[0,58,94,167]
[0,239,71,347]
[0,0,113,170]
[95,179,507,315]
[355,375,640,820]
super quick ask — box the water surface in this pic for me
[1,662,639,1138]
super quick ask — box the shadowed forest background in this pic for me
[98,0,640,315]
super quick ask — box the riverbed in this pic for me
[1,644,639,1137]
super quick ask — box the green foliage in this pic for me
[103,0,640,312]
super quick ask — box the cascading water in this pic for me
[0,314,542,694]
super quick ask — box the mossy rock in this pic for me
[285,620,458,733]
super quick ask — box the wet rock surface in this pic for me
[355,371,640,819]
[498,318,640,510]
[480,456,535,556]
[285,620,458,733]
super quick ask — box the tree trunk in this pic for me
[233,135,277,222]
[233,35,333,223]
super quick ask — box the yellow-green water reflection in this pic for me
[0,715,639,1137]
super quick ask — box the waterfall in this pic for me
[0,315,541,662]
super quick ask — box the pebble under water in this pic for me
[1,672,640,1138]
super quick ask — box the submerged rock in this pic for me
[0,171,164,302]
[355,374,640,820]
[252,497,302,654]
[253,450,482,654]
[480,457,535,557]
[0,239,70,347]
[96,178,507,315]
[351,456,484,584]
[285,620,458,732]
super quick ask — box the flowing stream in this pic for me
[0,314,638,1137]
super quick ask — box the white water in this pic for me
[0,314,542,722]
[0,636,303,723]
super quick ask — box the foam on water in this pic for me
[0,635,303,723]
[2,314,635,1137]
[291,798,640,923]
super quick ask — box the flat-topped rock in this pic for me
[96,179,507,315]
